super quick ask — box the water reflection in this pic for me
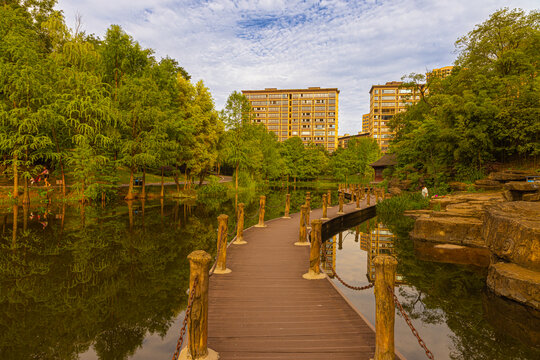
[327,216,540,360]
[0,188,326,359]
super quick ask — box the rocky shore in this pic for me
[404,170,540,310]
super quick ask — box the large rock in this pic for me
[487,262,540,310]
[488,170,537,182]
[448,181,468,191]
[411,215,485,247]
[523,192,540,202]
[484,202,540,271]
[504,181,540,191]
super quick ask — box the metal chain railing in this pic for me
[172,276,199,360]
[315,230,374,292]
[390,286,435,359]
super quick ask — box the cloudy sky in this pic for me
[56,0,538,135]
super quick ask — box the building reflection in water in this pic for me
[319,220,404,284]
[321,235,337,278]
[360,220,404,284]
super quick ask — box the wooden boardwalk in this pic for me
[208,197,380,359]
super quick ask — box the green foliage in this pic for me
[197,176,228,199]
[376,192,429,227]
[390,8,540,185]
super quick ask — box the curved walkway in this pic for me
[208,196,384,359]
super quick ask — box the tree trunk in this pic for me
[141,166,147,199]
[125,168,135,200]
[60,161,66,196]
[174,165,180,192]
[13,157,18,200]
[198,168,206,186]
[184,168,188,190]
[23,177,30,205]
[160,168,165,198]
[235,163,239,192]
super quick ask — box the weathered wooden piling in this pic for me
[255,195,267,228]
[374,255,398,360]
[327,189,332,208]
[283,194,291,219]
[303,219,325,279]
[337,191,345,214]
[295,205,310,246]
[179,250,218,360]
[356,189,361,209]
[233,203,246,245]
[214,214,231,274]
[321,194,329,220]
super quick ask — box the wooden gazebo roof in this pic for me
[369,153,397,168]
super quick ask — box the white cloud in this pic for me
[57,0,539,134]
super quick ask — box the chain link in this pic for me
[315,230,374,291]
[390,286,435,360]
[172,276,199,360]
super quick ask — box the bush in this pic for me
[197,176,228,198]
[376,192,429,227]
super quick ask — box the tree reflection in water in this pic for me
[0,188,321,359]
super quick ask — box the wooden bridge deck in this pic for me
[208,197,380,359]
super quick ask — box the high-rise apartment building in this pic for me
[426,66,453,81]
[242,87,339,151]
[368,81,421,153]
[362,113,370,133]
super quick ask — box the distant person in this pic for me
[421,186,429,198]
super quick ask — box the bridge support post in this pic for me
[355,189,361,209]
[305,193,311,228]
[179,250,218,360]
[233,203,246,245]
[295,205,310,246]
[255,195,267,228]
[367,189,371,206]
[283,194,291,219]
[303,219,325,280]
[374,255,398,360]
[214,214,231,274]
[321,194,329,220]
[337,191,345,214]
[327,190,332,208]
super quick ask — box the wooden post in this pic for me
[295,205,309,246]
[180,250,218,360]
[327,190,332,208]
[255,195,267,228]
[337,191,345,214]
[283,194,291,219]
[367,188,371,206]
[305,194,311,228]
[321,194,329,220]
[356,189,361,209]
[338,231,343,250]
[374,255,398,360]
[303,219,325,279]
[214,214,231,274]
[233,203,246,245]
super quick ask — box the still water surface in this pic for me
[1,189,538,359]
[0,189,325,360]
[327,217,540,360]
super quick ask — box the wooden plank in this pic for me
[206,198,383,359]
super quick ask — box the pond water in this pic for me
[0,188,328,360]
[326,217,540,360]
[2,189,538,360]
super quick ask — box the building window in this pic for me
[398,89,412,94]
[382,89,396,94]
[381,96,395,100]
